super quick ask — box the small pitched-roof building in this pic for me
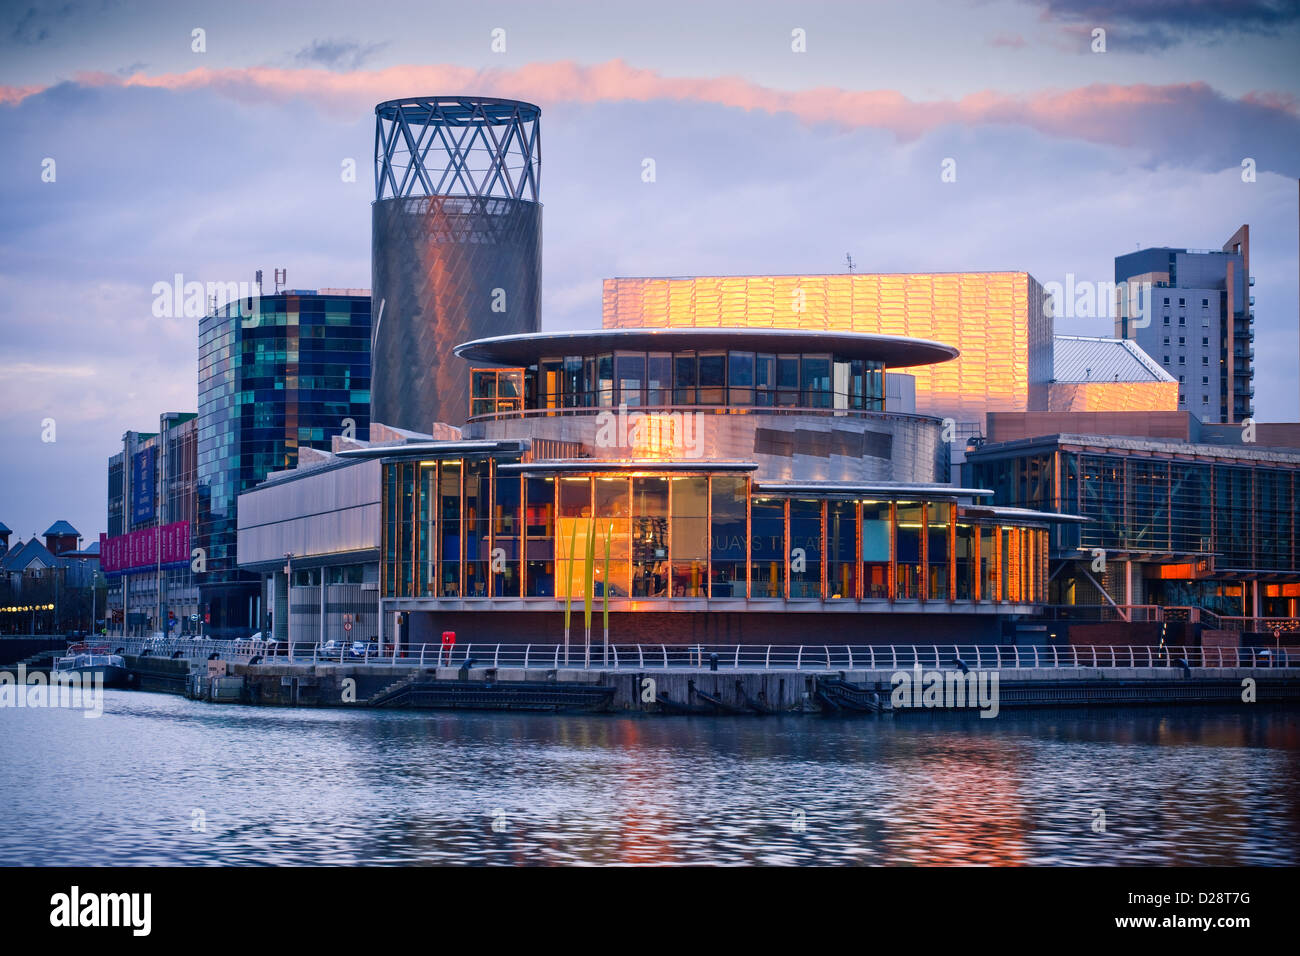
[42,520,81,556]
[1047,335,1178,413]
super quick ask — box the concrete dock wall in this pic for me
[127,654,1300,715]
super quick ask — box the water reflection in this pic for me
[1,693,1296,865]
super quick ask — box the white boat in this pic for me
[52,644,128,687]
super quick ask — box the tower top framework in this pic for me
[374,96,541,202]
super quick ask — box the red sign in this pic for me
[99,522,191,574]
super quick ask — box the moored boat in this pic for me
[52,644,128,687]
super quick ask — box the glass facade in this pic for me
[381,458,1051,605]
[470,348,885,416]
[966,443,1299,573]
[197,292,371,633]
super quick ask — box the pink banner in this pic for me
[100,521,191,574]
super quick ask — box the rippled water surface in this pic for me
[2,691,1297,865]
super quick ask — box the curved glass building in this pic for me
[370,97,542,431]
[341,328,1079,647]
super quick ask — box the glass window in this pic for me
[471,369,497,418]
[895,502,922,599]
[751,497,785,598]
[418,463,433,596]
[861,500,890,599]
[539,358,562,410]
[563,356,585,408]
[438,461,461,597]
[698,352,726,404]
[493,471,521,597]
[556,477,593,601]
[670,477,708,597]
[801,355,831,408]
[596,354,614,407]
[673,353,697,405]
[755,354,776,407]
[826,500,857,599]
[789,499,822,598]
[980,525,996,601]
[615,352,645,408]
[926,502,950,601]
[728,352,755,406]
[955,522,975,600]
[776,355,800,406]
[593,477,631,598]
[710,476,746,597]
[525,477,555,597]
[646,353,671,406]
[1002,528,1023,602]
[632,477,669,597]
[464,460,490,597]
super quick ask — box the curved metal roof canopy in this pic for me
[454,328,959,369]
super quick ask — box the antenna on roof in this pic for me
[845,253,855,274]
[274,268,286,293]
[255,269,263,295]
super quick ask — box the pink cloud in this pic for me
[2,59,1295,157]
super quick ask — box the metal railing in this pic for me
[1040,605,1300,633]
[109,637,1300,671]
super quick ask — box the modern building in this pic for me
[323,326,1082,650]
[601,272,1053,439]
[103,414,199,635]
[1047,335,1177,412]
[963,433,1300,619]
[370,97,542,431]
[1114,225,1253,423]
[197,289,372,637]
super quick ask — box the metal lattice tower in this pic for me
[370,96,543,431]
[374,97,541,202]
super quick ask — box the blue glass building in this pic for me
[197,290,372,636]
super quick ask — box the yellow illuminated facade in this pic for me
[602,273,1052,426]
[1046,380,1179,413]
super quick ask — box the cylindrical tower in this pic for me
[371,96,542,429]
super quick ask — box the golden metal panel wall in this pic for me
[603,273,1049,426]
[1046,381,1179,412]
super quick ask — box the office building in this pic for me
[102,414,199,634]
[1114,225,1253,423]
[197,289,372,637]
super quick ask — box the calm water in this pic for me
[2,691,1297,865]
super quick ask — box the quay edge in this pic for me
[119,654,1300,715]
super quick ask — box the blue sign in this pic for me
[131,447,156,524]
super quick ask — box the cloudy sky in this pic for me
[2,0,1299,543]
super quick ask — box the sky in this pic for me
[1,0,1299,544]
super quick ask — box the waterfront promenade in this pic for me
[94,636,1300,715]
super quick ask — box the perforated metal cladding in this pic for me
[371,195,541,430]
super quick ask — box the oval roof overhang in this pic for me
[454,328,959,369]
